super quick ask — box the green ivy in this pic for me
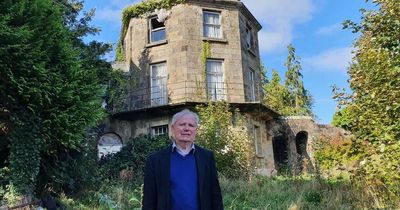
[7,111,42,196]
[116,42,125,62]
[201,41,211,80]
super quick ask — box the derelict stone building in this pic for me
[100,0,346,175]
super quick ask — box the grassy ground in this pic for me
[221,176,356,210]
[59,175,371,210]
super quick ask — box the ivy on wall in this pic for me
[117,0,186,61]
[115,42,125,62]
[201,41,211,80]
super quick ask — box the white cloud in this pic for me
[316,23,342,35]
[258,31,291,54]
[242,0,315,54]
[304,47,353,72]
[95,7,122,24]
[94,0,140,24]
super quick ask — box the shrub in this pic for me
[196,101,254,178]
[314,135,362,175]
[98,135,170,182]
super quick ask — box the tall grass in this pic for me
[60,175,373,210]
[221,175,358,210]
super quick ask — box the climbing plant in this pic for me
[201,41,211,79]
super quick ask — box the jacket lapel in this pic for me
[159,146,171,209]
[195,145,206,201]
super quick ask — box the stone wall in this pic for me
[122,1,263,105]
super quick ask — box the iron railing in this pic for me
[112,81,261,113]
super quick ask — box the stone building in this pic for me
[101,0,347,175]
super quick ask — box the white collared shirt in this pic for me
[172,142,195,156]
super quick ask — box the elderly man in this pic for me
[142,109,223,210]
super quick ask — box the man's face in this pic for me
[171,114,197,144]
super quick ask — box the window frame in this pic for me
[150,61,168,106]
[245,25,255,52]
[149,16,166,43]
[206,59,225,101]
[248,68,256,102]
[151,124,169,136]
[203,10,222,39]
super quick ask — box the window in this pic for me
[151,125,169,136]
[245,26,255,50]
[254,125,263,156]
[149,17,166,43]
[206,59,225,101]
[98,133,123,159]
[248,69,256,102]
[203,11,221,38]
[150,62,167,106]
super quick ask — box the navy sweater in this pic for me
[170,151,199,210]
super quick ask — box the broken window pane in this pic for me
[150,17,166,42]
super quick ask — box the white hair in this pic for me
[171,109,199,126]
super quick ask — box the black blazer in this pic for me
[142,144,223,210]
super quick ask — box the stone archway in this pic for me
[98,132,123,159]
[295,131,308,172]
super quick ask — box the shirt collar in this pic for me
[172,142,196,156]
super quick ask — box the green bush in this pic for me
[196,101,254,179]
[314,136,362,173]
[58,135,170,209]
[98,135,170,182]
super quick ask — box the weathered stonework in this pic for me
[105,0,348,176]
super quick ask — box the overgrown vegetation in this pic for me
[1,0,399,209]
[59,174,371,210]
[57,134,169,209]
[0,0,116,203]
[196,102,254,178]
[331,0,400,207]
[55,125,375,210]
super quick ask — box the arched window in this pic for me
[295,131,308,172]
[98,133,123,159]
[295,131,308,156]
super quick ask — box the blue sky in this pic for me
[83,0,375,124]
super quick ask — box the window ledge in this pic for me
[146,40,168,48]
[202,37,228,43]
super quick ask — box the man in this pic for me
[142,109,223,210]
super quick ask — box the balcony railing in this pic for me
[112,81,261,113]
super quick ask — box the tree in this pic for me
[337,0,400,203]
[263,69,289,114]
[0,0,112,197]
[263,44,313,116]
[284,44,313,116]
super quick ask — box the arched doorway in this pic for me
[272,134,289,172]
[98,132,123,159]
[295,131,308,172]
